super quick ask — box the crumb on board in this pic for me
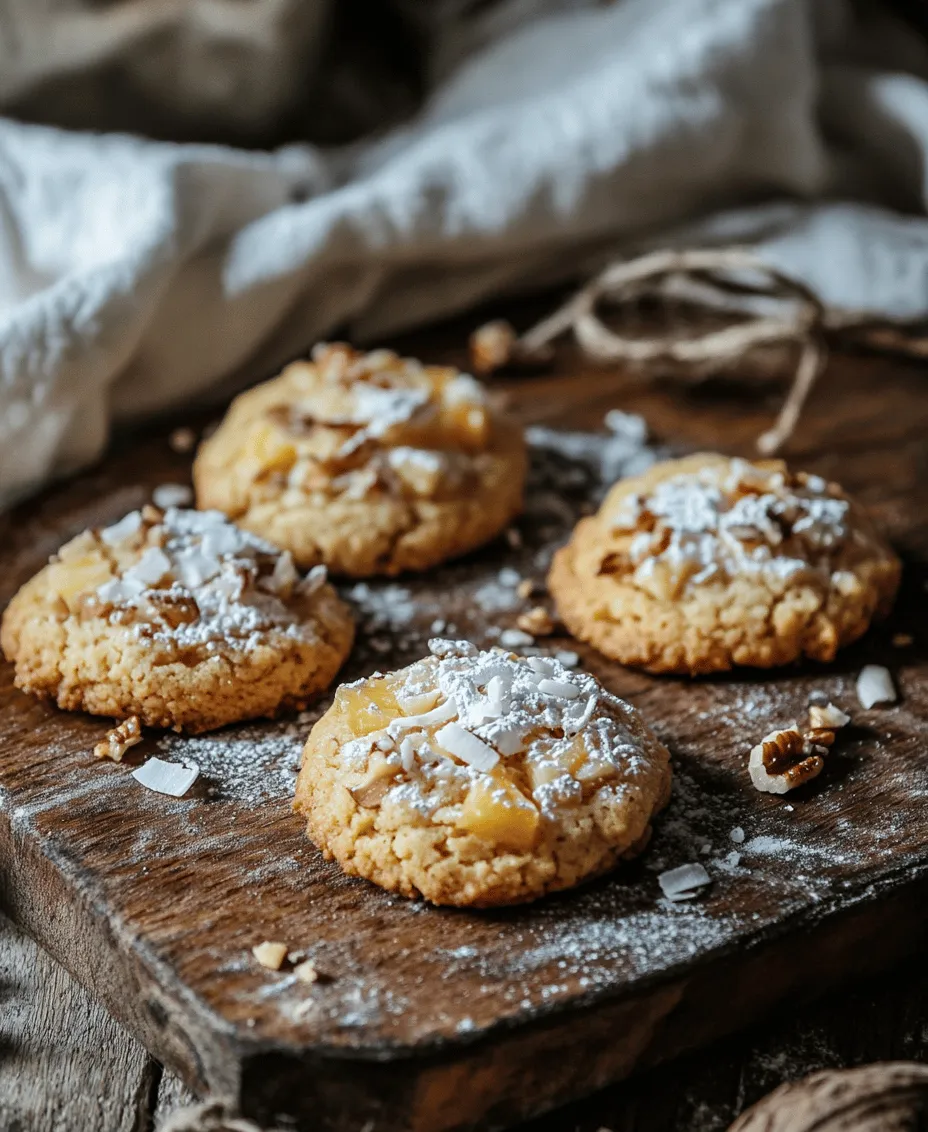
[252,941,288,970]
[294,960,319,985]
[516,578,536,600]
[94,716,143,762]
[516,606,556,636]
[152,483,193,509]
[499,627,534,648]
[169,426,197,453]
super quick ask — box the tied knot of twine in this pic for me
[474,246,921,454]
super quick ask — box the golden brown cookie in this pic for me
[1,506,354,732]
[193,343,527,576]
[549,453,901,675]
[295,640,671,907]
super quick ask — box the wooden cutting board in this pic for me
[1,350,927,1132]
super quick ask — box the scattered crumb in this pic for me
[152,483,193,509]
[469,319,517,374]
[505,527,523,550]
[808,703,850,730]
[604,409,648,444]
[499,627,534,648]
[856,665,896,709]
[658,863,711,902]
[516,606,556,636]
[94,716,142,762]
[554,649,579,668]
[498,567,522,587]
[430,619,447,634]
[252,941,288,970]
[724,851,741,868]
[729,826,745,844]
[294,960,319,985]
[516,578,536,600]
[893,633,913,647]
[169,426,197,453]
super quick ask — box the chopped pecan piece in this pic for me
[94,716,143,763]
[469,320,517,374]
[516,606,556,636]
[748,727,826,795]
[349,768,399,808]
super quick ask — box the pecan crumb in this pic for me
[94,716,143,762]
[293,960,319,985]
[469,320,517,374]
[516,578,536,600]
[252,941,288,970]
[893,633,913,647]
[468,319,553,374]
[516,606,556,636]
[140,504,162,524]
[169,426,197,454]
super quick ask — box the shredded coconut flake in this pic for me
[132,757,199,798]
[91,508,328,651]
[658,863,711,901]
[856,665,896,709]
[152,483,193,509]
[338,643,655,822]
[608,458,866,594]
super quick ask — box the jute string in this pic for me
[477,247,927,454]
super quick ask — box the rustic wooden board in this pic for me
[1,350,927,1132]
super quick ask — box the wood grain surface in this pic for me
[1,343,926,1132]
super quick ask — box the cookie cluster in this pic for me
[1,344,903,908]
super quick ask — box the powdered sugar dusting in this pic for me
[336,643,663,824]
[608,458,883,593]
[90,507,328,649]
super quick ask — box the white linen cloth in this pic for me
[2,0,928,505]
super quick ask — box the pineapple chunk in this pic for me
[244,423,296,476]
[335,678,401,738]
[457,774,539,852]
[49,557,114,612]
[529,736,586,791]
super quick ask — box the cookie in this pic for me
[549,453,901,675]
[295,639,671,907]
[193,343,527,576]
[1,506,354,733]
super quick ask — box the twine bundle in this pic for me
[471,247,927,454]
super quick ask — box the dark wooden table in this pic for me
[2,335,927,1131]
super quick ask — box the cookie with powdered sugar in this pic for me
[1,507,354,733]
[295,640,671,907]
[549,453,900,675]
[193,343,527,576]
